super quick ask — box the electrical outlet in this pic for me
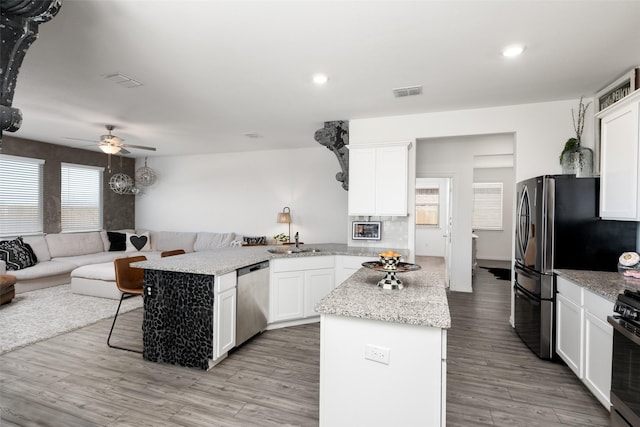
[364,344,390,365]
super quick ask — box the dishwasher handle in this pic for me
[237,261,269,277]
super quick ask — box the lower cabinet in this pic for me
[214,271,237,360]
[334,255,378,286]
[556,275,613,409]
[270,256,335,324]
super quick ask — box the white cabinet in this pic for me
[597,90,640,220]
[555,275,614,409]
[334,255,378,286]
[348,142,409,216]
[270,256,335,324]
[214,271,237,360]
[556,291,583,376]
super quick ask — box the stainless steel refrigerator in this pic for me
[514,175,637,360]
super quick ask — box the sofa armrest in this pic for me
[0,260,6,275]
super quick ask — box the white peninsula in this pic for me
[315,266,450,427]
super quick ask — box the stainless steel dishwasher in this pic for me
[235,260,270,347]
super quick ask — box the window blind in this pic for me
[416,186,439,226]
[61,163,104,232]
[0,155,45,236]
[472,182,503,230]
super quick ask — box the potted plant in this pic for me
[560,97,593,177]
[273,233,289,244]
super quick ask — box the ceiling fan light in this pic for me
[100,144,122,154]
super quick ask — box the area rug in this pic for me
[0,284,143,354]
[481,266,512,281]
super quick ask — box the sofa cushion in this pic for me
[71,262,116,281]
[152,231,197,252]
[52,252,122,268]
[126,232,151,252]
[22,235,51,261]
[9,260,76,280]
[0,237,38,270]
[194,232,236,252]
[45,232,104,258]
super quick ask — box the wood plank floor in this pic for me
[0,263,610,426]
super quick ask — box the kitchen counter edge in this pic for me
[555,269,640,302]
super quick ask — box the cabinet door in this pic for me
[376,145,408,216]
[556,292,583,377]
[600,99,640,219]
[304,268,335,317]
[215,287,236,359]
[348,147,377,215]
[583,310,613,408]
[270,271,305,322]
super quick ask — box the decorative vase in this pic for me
[561,142,593,177]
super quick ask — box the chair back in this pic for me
[161,249,186,258]
[114,256,146,294]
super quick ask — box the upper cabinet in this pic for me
[348,142,409,216]
[597,90,640,220]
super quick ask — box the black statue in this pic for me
[315,120,349,191]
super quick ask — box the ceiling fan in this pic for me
[97,125,156,155]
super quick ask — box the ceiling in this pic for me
[8,0,640,158]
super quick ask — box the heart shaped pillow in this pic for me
[125,232,151,252]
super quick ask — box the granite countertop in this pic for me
[315,267,450,329]
[131,243,407,276]
[555,269,640,302]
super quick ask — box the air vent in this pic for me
[392,85,422,98]
[103,73,143,88]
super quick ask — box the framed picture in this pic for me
[352,221,381,240]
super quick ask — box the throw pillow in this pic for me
[0,237,38,270]
[107,231,127,251]
[125,232,151,252]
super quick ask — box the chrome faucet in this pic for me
[294,232,299,249]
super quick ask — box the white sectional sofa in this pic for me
[0,230,237,297]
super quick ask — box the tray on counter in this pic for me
[361,261,421,273]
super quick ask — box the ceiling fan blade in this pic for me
[119,148,131,155]
[122,144,156,151]
[63,136,96,143]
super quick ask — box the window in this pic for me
[0,155,44,236]
[416,186,440,226]
[61,163,104,232]
[472,182,503,230]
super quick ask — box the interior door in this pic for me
[443,178,453,287]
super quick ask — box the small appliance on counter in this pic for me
[609,290,640,427]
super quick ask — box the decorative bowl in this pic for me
[379,251,401,270]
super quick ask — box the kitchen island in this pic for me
[315,266,450,427]
[131,244,406,369]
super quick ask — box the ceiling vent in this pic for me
[392,85,422,98]
[103,73,143,88]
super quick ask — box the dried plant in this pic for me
[572,96,592,142]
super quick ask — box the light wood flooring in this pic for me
[0,262,610,426]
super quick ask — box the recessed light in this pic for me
[502,45,525,58]
[313,74,329,85]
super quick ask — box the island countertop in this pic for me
[315,266,450,329]
[555,269,640,302]
[131,243,408,276]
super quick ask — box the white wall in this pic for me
[349,98,593,292]
[415,177,449,257]
[135,147,348,244]
[473,167,514,261]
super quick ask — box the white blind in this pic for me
[416,186,439,226]
[472,182,503,230]
[0,155,44,236]
[61,163,104,232]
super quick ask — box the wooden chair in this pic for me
[107,256,146,353]
[161,249,186,257]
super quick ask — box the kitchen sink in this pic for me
[267,247,321,255]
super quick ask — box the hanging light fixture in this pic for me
[109,173,134,194]
[135,157,156,186]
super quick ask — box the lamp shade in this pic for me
[277,207,291,224]
[100,144,121,154]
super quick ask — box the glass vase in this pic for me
[561,145,593,177]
